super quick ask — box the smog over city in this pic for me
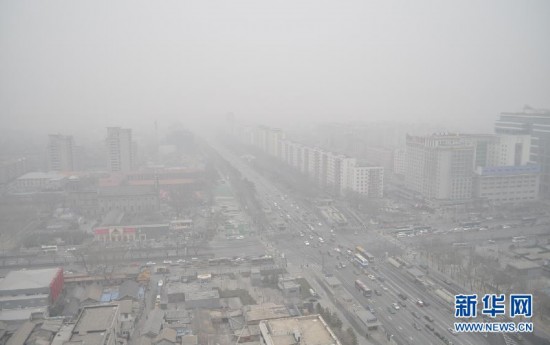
[0,1,549,345]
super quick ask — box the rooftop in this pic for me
[0,268,61,293]
[17,172,66,180]
[73,305,118,335]
[185,290,220,301]
[246,304,291,324]
[259,315,341,345]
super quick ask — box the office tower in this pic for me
[405,134,474,200]
[495,107,550,196]
[106,127,133,172]
[47,134,75,171]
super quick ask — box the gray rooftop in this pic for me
[73,305,118,334]
[0,268,61,293]
[185,290,219,301]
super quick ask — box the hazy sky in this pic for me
[1,0,549,134]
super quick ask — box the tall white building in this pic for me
[47,134,75,171]
[349,165,384,198]
[495,107,550,196]
[405,134,474,200]
[106,127,133,172]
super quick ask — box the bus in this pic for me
[41,245,58,253]
[355,279,372,297]
[512,236,527,243]
[169,219,193,231]
[353,253,369,267]
[356,246,375,262]
[452,242,468,247]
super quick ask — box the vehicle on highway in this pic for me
[424,315,434,322]
[416,300,424,307]
[146,261,156,266]
[413,322,422,331]
[425,323,434,331]
[41,245,58,253]
[355,279,372,297]
[387,306,396,314]
[353,253,369,267]
[304,241,310,246]
[158,279,164,287]
[448,327,457,336]
[411,311,420,319]
[367,274,376,280]
[356,246,375,262]
[398,293,408,300]
[392,302,400,310]
[512,236,526,243]
[374,289,382,296]
[163,260,172,264]
[380,285,388,291]
[398,300,407,308]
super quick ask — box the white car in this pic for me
[158,279,164,287]
[163,260,172,264]
[368,274,376,280]
[392,303,400,310]
[304,241,310,246]
[334,248,341,253]
[318,222,323,226]
[146,261,156,266]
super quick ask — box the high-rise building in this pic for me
[106,127,133,172]
[405,134,474,200]
[463,134,531,168]
[495,107,550,196]
[47,134,75,171]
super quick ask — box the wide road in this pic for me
[209,138,491,345]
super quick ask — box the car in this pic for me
[304,241,310,246]
[502,224,511,229]
[387,306,396,314]
[157,279,164,287]
[392,303,400,310]
[176,259,186,263]
[146,261,156,266]
[163,260,172,264]
[367,274,376,280]
[398,293,408,300]
[334,248,341,253]
[374,289,382,296]
[299,232,305,237]
[381,285,388,291]
[424,315,434,322]
[413,322,422,331]
[398,300,407,308]
[416,300,424,307]
[318,222,323,226]
[236,235,244,240]
[425,323,434,331]
[411,311,420,319]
